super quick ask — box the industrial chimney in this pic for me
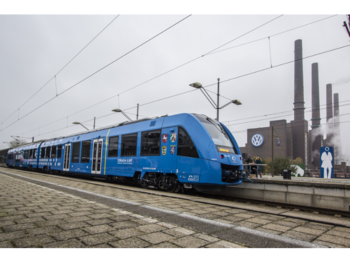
[311,63,321,167]
[291,39,308,166]
[294,39,305,121]
[334,93,341,164]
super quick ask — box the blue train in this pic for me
[6,113,244,192]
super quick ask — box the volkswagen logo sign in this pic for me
[251,134,264,147]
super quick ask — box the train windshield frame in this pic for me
[193,114,237,154]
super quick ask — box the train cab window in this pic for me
[51,146,57,158]
[108,136,119,157]
[141,130,160,156]
[29,150,33,159]
[81,140,91,163]
[34,149,37,158]
[25,150,29,159]
[40,148,45,158]
[72,142,80,163]
[45,147,51,158]
[178,127,199,158]
[57,145,62,158]
[121,133,137,157]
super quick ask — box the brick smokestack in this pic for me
[311,63,321,167]
[326,84,333,145]
[326,84,333,122]
[294,39,305,121]
[334,93,341,164]
[291,39,308,166]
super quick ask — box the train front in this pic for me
[191,114,243,187]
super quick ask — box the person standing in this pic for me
[244,155,253,175]
[255,156,263,178]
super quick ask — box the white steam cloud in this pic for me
[311,115,348,165]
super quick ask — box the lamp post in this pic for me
[72,122,89,131]
[189,79,241,121]
[111,109,133,121]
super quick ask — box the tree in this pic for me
[7,139,27,148]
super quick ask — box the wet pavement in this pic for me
[1,167,350,248]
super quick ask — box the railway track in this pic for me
[1,167,350,228]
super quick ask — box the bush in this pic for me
[264,156,298,175]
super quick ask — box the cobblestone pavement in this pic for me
[0,172,247,248]
[1,167,350,248]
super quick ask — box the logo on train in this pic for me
[251,134,264,147]
[162,146,167,155]
[170,133,177,143]
[162,134,168,143]
[170,145,176,155]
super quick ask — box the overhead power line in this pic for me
[12,43,350,138]
[2,15,344,138]
[1,15,120,125]
[0,15,192,133]
[221,99,350,124]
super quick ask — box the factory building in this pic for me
[239,39,344,171]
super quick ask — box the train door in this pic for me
[63,143,71,171]
[19,151,23,167]
[91,139,103,174]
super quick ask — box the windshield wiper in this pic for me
[206,118,229,139]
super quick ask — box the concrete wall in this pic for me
[202,180,350,212]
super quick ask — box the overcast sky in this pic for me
[1,6,350,156]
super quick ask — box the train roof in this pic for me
[7,113,213,152]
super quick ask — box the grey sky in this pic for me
[1,13,349,157]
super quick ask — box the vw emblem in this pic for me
[251,134,264,147]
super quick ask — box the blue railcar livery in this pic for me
[6,113,244,192]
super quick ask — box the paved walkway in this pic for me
[0,172,245,248]
[1,167,350,248]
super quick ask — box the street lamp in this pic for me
[72,122,89,131]
[111,109,133,121]
[189,79,242,121]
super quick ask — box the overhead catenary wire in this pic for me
[12,43,350,139]
[221,99,350,124]
[1,15,330,131]
[1,15,120,125]
[2,15,336,130]
[3,16,347,142]
[0,15,192,133]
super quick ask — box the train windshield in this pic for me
[193,114,237,154]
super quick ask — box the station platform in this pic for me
[1,167,350,248]
[199,175,350,212]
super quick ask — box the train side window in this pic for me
[57,145,62,158]
[72,142,80,163]
[34,149,37,158]
[81,140,91,163]
[25,150,28,159]
[45,147,51,158]
[29,149,33,158]
[178,127,199,158]
[51,146,57,158]
[141,130,161,156]
[40,148,45,159]
[121,133,137,157]
[108,136,119,157]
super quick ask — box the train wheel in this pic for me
[158,175,179,193]
[140,174,149,189]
